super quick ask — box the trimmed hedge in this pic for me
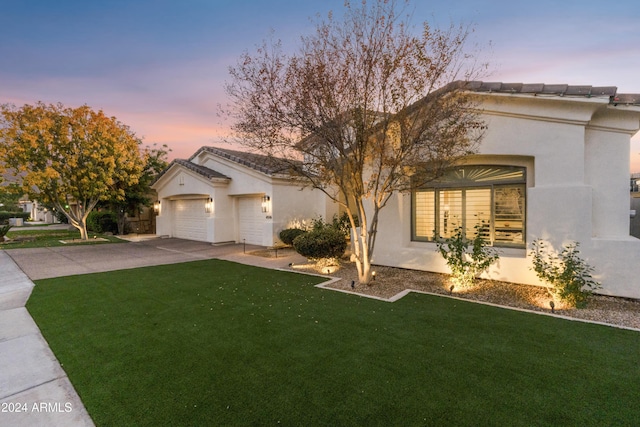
[292,227,347,259]
[279,228,307,245]
[87,211,118,234]
[0,211,30,224]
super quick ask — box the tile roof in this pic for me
[464,81,640,105]
[174,159,230,179]
[191,146,298,176]
[153,158,230,183]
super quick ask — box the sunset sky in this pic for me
[2,0,639,169]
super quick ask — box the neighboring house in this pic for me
[22,200,58,223]
[630,173,640,193]
[151,146,337,246]
[372,82,640,299]
[630,173,640,238]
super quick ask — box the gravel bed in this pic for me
[291,261,640,331]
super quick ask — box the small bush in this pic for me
[56,211,69,224]
[292,226,347,260]
[279,228,307,245]
[0,211,30,224]
[309,216,329,231]
[331,212,357,238]
[436,224,499,288]
[87,211,118,234]
[530,240,601,308]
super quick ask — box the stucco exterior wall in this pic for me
[212,189,235,243]
[271,184,339,244]
[153,151,335,247]
[372,93,640,299]
[154,168,222,239]
[196,152,336,246]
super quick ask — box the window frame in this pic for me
[411,165,527,248]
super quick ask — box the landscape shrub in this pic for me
[330,212,357,238]
[55,211,69,224]
[530,239,601,308]
[0,211,30,224]
[292,226,347,260]
[87,211,118,234]
[310,213,357,234]
[436,224,499,288]
[309,216,329,231]
[279,228,307,245]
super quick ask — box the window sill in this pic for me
[408,240,527,258]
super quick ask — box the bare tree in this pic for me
[225,0,487,283]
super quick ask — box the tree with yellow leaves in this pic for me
[0,102,144,240]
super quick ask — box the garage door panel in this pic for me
[238,197,262,245]
[174,199,207,241]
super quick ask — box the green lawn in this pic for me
[27,260,640,426]
[3,228,123,248]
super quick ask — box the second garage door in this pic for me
[173,199,207,241]
[238,197,263,245]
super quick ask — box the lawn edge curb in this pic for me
[313,278,640,333]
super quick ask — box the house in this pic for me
[630,173,640,238]
[371,82,640,299]
[151,146,337,246]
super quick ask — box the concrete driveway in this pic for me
[6,237,302,280]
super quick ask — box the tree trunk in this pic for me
[116,210,126,235]
[353,228,373,285]
[67,217,89,240]
[348,198,376,285]
[78,222,88,240]
[50,198,98,241]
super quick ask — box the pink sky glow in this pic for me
[2,0,639,169]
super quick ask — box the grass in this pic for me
[27,259,640,426]
[2,228,124,248]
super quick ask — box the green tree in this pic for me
[105,143,170,235]
[0,102,144,239]
[225,0,486,284]
[0,182,24,212]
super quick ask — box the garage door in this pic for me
[173,199,207,241]
[238,197,263,245]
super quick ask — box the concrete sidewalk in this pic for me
[0,238,307,426]
[0,251,94,427]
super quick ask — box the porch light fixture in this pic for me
[153,200,161,214]
[261,195,271,213]
[205,197,213,214]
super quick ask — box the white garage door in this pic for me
[173,199,207,241]
[238,197,263,245]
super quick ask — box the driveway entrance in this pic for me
[5,238,264,280]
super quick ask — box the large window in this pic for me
[412,165,526,247]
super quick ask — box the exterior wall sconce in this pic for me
[261,195,271,213]
[205,197,214,214]
[153,200,161,214]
